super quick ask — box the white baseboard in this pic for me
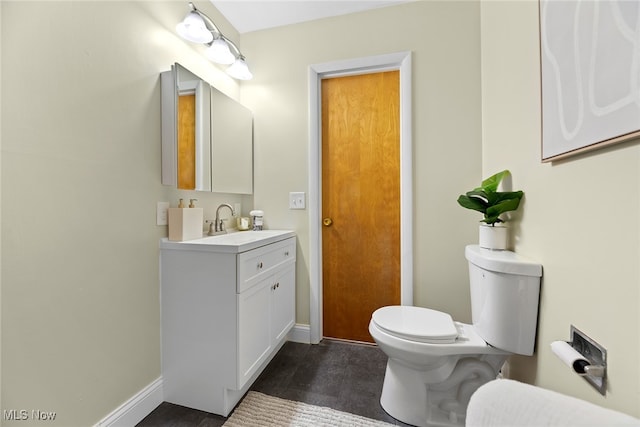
[95,325,311,427]
[288,323,311,344]
[95,377,163,427]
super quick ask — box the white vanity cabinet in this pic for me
[160,231,296,416]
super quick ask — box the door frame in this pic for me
[308,51,413,344]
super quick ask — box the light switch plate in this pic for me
[157,201,170,225]
[289,192,306,210]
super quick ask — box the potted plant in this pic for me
[457,170,524,250]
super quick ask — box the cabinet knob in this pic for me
[284,251,289,256]
[257,261,263,269]
[323,217,333,227]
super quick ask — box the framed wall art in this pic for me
[540,0,640,161]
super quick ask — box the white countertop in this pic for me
[160,230,295,254]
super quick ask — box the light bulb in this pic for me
[205,39,235,65]
[227,58,253,80]
[176,12,213,44]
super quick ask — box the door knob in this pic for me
[323,218,333,227]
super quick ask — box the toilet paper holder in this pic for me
[557,325,607,395]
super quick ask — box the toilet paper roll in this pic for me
[551,341,589,375]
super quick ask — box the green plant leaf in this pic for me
[480,170,510,193]
[467,190,489,205]
[484,190,523,206]
[485,196,523,221]
[457,194,487,213]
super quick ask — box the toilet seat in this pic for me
[372,306,459,344]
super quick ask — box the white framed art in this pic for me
[540,0,640,161]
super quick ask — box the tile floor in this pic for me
[136,339,411,426]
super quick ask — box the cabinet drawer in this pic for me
[237,237,296,293]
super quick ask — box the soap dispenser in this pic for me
[168,198,204,241]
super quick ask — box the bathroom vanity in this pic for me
[160,230,296,416]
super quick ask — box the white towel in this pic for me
[466,379,640,426]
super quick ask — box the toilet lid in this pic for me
[372,306,458,344]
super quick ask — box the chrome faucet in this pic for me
[214,203,235,233]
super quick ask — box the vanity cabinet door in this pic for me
[237,279,272,389]
[271,264,296,343]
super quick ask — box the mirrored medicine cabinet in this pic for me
[161,63,253,194]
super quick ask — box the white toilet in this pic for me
[369,245,542,427]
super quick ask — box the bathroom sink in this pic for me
[197,230,292,246]
[160,230,295,253]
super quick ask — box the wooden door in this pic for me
[321,71,401,343]
[177,94,196,190]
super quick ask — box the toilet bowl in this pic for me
[369,245,542,427]
[369,307,508,426]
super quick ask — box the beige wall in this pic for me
[240,0,483,325]
[1,2,248,426]
[480,0,640,417]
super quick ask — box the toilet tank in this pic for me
[465,245,542,356]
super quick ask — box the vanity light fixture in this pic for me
[176,2,253,80]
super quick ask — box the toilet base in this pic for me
[380,356,506,427]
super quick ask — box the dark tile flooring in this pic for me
[137,339,411,426]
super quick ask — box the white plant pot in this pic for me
[479,224,508,250]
